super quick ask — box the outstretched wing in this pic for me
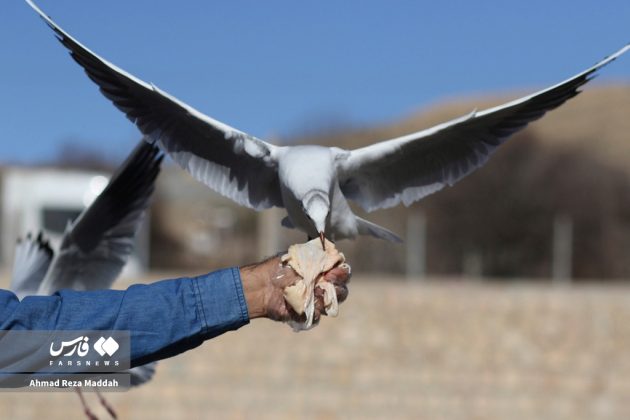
[26,0,282,210]
[336,44,630,212]
[10,233,54,299]
[38,141,163,293]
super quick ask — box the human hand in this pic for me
[240,256,351,324]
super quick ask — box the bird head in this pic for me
[303,190,329,249]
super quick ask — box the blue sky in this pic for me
[2,0,629,163]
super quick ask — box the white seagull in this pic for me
[11,141,162,298]
[26,0,629,248]
[11,140,163,419]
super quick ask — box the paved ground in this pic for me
[2,275,630,419]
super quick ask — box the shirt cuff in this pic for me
[192,267,250,339]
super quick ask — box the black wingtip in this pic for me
[35,231,54,258]
[17,230,54,258]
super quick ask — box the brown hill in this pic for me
[288,84,630,279]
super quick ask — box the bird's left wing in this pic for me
[38,141,163,293]
[10,233,54,299]
[26,0,282,210]
[336,44,630,212]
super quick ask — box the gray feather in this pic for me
[128,362,158,387]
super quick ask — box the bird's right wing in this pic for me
[336,44,630,212]
[10,233,53,299]
[26,0,283,210]
[39,141,163,293]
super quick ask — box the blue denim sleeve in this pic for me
[0,267,250,367]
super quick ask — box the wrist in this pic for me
[239,259,275,319]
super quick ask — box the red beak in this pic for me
[319,231,326,250]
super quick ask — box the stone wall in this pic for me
[1,276,630,419]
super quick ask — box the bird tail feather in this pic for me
[356,217,403,243]
[128,362,158,387]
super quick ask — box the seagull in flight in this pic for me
[25,0,629,248]
[11,140,162,420]
[11,141,163,298]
